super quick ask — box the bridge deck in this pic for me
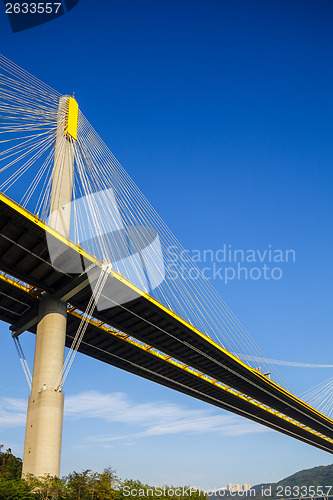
[0,192,333,453]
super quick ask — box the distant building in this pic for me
[227,484,251,493]
[207,484,251,499]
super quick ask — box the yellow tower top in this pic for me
[66,96,78,140]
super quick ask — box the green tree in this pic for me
[25,474,66,500]
[65,468,119,500]
[94,468,119,500]
[0,477,35,500]
[66,469,94,500]
[0,449,22,480]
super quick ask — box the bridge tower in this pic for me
[22,96,78,478]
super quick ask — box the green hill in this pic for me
[252,463,333,499]
[208,463,333,500]
[276,463,333,487]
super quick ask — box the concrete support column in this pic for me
[22,296,66,478]
[22,95,77,478]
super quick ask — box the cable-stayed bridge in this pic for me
[0,55,332,478]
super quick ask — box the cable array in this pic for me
[55,263,112,391]
[13,336,32,390]
[59,111,287,385]
[0,54,59,208]
[0,54,294,389]
[300,377,333,418]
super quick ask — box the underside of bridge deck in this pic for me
[1,191,333,454]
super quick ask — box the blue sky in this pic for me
[0,0,333,489]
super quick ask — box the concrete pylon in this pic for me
[22,95,78,478]
[22,297,67,477]
[48,95,75,238]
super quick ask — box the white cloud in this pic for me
[64,391,268,442]
[0,397,27,430]
[0,391,268,441]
